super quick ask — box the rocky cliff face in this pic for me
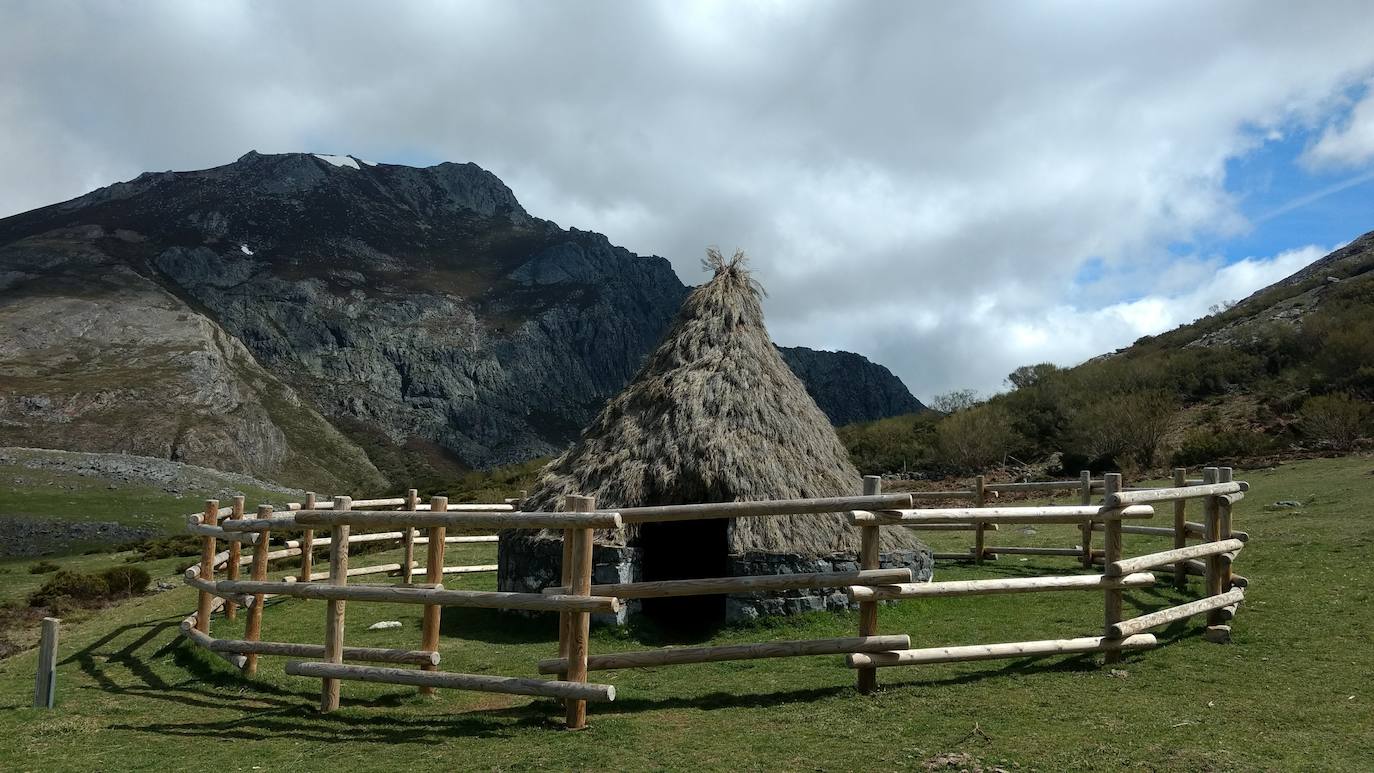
[779,346,927,425]
[0,152,922,487]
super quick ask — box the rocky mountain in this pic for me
[0,152,924,489]
[778,346,926,426]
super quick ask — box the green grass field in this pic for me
[0,456,1371,771]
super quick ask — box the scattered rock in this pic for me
[1203,624,1232,644]
[367,620,402,630]
[1108,669,1129,679]
[1272,500,1302,508]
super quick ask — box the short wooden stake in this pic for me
[195,500,219,634]
[857,475,882,695]
[401,489,418,584]
[320,496,351,712]
[973,474,987,564]
[1209,468,1235,625]
[1202,468,1223,616]
[1102,473,1124,665]
[224,496,246,620]
[1079,470,1093,567]
[33,617,60,709]
[300,492,316,582]
[565,495,595,730]
[243,504,272,676]
[419,496,446,695]
[1172,468,1188,590]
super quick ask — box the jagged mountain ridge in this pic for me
[0,151,925,487]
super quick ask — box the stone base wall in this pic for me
[498,534,933,626]
[723,548,934,623]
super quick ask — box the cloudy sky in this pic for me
[4,1,1374,401]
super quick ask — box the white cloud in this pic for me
[1304,79,1374,169]
[0,1,1370,402]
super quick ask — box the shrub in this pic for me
[125,535,202,562]
[935,403,1019,471]
[1298,393,1373,451]
[29,560,60,575]
[1069,391,1177,469]
[29,571,109,608]
[100,566,151,597]
[1170,427,1276,467]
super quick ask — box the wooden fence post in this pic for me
[401,488,418,584]
[419,496,446,695]
[225,495,245,621]
[565,495,595,729]
[300,492,316,582]
[1172,468,1188,590]
[1079,470,1093,567]
[320,496,351,712]
[195,500,219,634]
[1102,473,1124,664]
[243,504,272,676]
[33,617,59,709]
[557,502,575,682]
[973,474,987,564]
[1208,468,1234,627]
[857,475,882,695]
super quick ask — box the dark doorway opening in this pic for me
[639,518,729,631]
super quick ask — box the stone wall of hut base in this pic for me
[498,536,640,625]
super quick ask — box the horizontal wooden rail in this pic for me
[847,572,1156,601]
[845,634,1158,668]
[178,619,249,669]
[220,516,303,532]
[306,562,415,581]
[1105,539,1245,576]
[900,522,999,532]
[981,546,1084,557]
[1108,589,1245,638]
[1107,481,1245,507]
[183,574,257,608]
[849,505,1154,525]
[414,503,516,512]
[185,524,261,543]
[284,661,616,702]
[429,564,498,575]
[213,579,620,613]
[541,568,914,599]
[614,493,913,524]
[207,638,440,665]
[906,490,978,500]
[537,635,913,673]
[412,535,499,545]
[294,510,622,530]
[982,480,1092,493]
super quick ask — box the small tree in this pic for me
[935,403,1018,471]
[929,389,980,414]
[1069,390,1176,469]
[1299,393,1372,451]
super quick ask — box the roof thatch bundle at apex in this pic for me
[498,248,931,624]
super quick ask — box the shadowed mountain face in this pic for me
[0,152,923,487]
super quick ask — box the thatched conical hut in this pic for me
[498,249,931,624]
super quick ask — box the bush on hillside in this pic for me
[1299,393,1373,451]
[100,566,151,597]
[935,403,1019,471]
[29,560,60,574]
[1170,427,1276,467]
[29,571,109,608]
[124,535,202,562]
[1068,391,1177,470]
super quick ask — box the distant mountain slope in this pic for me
[0,152,922,486]
[779,346,927,425]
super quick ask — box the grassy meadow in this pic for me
[0,455,1371,770]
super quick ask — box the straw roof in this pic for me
[519,248,925,557]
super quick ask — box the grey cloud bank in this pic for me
[4,1,1374,400]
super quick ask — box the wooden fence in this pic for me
[178,467,1249,728]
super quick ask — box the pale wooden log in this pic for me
[565,495,595,730]
[1109,588,1245,638]
[195,500,219,633]
[295,510,622,531]
[183,573,257,608]
[242,504,273,675]
[899,522,999,532]
[973,475,987,564]
[1213,467,1236,625]
[1201,469,1224,624]
[224,496,246,622]
[849,505,1154,525]
[1103,473,1125,665]
[216,579,620,612]
[412,534,500,545]
[931,551,991,561]
[1216,603,1238,622]
[420,496,446,695]
[857,476,881,696]
[848,572,1156,601]
[307,563,412,581]
[543,567,913,598]
[615,492,912,524]
[1106,481,1245,507]
[300,492,316,582]
[1172,468,1189,590]
[350,497,408,508]
[556,519,574,682]
[538,634,913,674]
[209,638,440,665]
[402,489,418,584]
[321,496,351,712]
[846,634,1158,668]
[411,502,517,512]
[1202,624,1232,643]
[1111,558,1207,577]
[185,523,261,542]
[982,546,1084,557]
[904,490,979,500]
[1091,523,1183,538]
[220,515,303,532]
[1105,539,1244,577]
[285,661,615,702]
[179,620,249,670]
[432,564,498,575]
[32,617,59,709]
[1220,491,1245,505]
[1080,470,1094,567]
[983,480,1087,492]
[1182,521,1247,542]
[186,504,237,524]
